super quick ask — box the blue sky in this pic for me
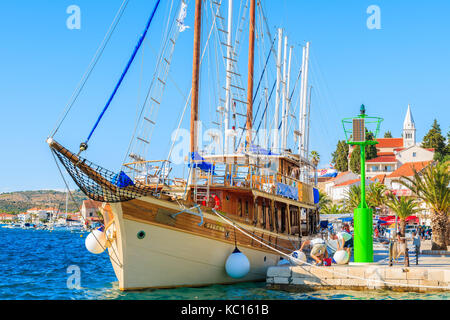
[0,0,449,192]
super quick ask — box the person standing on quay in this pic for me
[412,231,421,265]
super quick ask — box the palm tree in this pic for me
[310,151,320,167]
[321,203,343,215]
[343,185,361,212]
[385,192,421,266]
[318,190,331,210]
[398,161,450,250]
[345,183,387,214]
[367,182,387,213]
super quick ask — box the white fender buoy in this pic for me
[225,247,250,279]
[290,250,307,265]
[333,250,349,265]
[85,228,107,254]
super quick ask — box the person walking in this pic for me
[412,231,421,265]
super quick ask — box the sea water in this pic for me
[0,228,448,300]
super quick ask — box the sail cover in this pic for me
[189,152,214,173]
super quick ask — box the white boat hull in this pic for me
[107,203,283,290]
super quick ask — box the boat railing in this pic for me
[121,158,314,204]
[191,160,314,203]
[123,159,173,186]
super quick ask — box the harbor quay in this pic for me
[267,241,450,293]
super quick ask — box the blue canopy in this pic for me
[320,220,329,229]
[189,152,214,173]
[313,188,320,204]
[276,183,299,200]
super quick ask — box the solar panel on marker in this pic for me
[352,118,365,142]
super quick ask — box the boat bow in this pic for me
[47,138,154,202]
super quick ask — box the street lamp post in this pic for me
[342,105,383,263]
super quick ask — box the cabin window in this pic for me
[262,203,266,228]
[238,199,243,217]
[274,207,279,232]
[245,200,249,218]
[281,207,286,233]
[268,207,273,230]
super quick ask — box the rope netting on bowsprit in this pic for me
[52,147,155,203]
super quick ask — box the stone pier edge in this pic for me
[266,265,450,293]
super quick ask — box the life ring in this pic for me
[201,194,221,210]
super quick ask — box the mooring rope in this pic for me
[211,209,449,290]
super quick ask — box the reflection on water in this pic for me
[0,228,448,300]
[88,282,449,301]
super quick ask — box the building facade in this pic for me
[359,105,434,178]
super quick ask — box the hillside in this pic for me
[0,190,87,214]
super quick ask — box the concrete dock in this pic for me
[267,240,450,293]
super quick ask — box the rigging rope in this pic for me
[123,0,179,167]
[49,0,130,139]
[235,34,276,150]
[82,0,162,151]
[166,0,223,163]
[252,80,276,143]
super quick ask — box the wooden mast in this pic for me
[190,0,202,155]
[245,0,256,149]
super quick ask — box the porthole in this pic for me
[137,231,146,240]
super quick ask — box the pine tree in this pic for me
[446,130,450,158]
[422,119,446,160]
[349,145,361,173]
[331,140,349,172]
[384,131,393,138]
[349,130,377,174]
[366,131,378,160]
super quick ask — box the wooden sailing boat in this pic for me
[48,0,320,290]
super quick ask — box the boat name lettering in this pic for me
[203,222,226,232]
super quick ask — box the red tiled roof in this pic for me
[371,174,386,183]
[334,178,360,187]
[327,171,348,183]
[376,138,403,148]
[0,213,14,218]
[377,152,395,156]
[366,155,397,163]
[388,161,433,179]
[82,200,103,210]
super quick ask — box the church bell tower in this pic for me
[403,104,416,148]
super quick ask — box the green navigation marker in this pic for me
[342,105,383,263]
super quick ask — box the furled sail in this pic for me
[176,1,190,32]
